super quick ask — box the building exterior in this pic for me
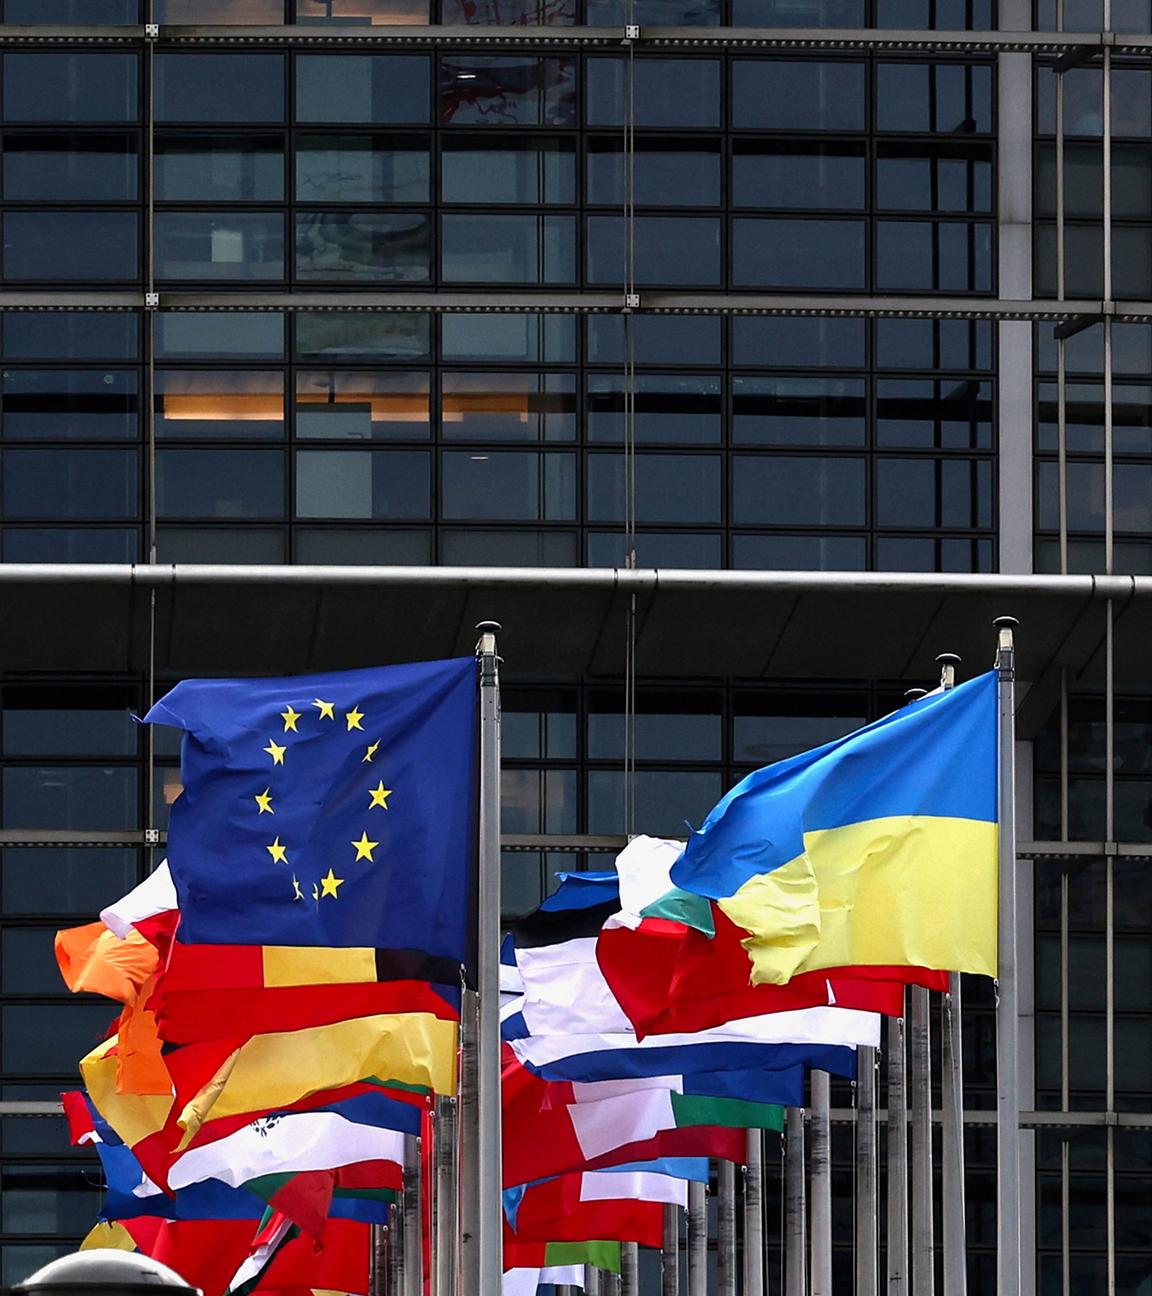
[0,1,1148,1292]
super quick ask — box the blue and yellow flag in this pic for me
[670,671,998,983]
[146,658,477,979]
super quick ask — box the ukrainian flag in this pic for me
[670,671,998,985]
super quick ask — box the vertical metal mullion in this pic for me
[1059,669,1070,1296]
[1104,599,1115,1296]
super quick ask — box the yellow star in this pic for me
[346,706,365,731]
[320,868,344,898]
[266,836,288,865]
[254,788,274,815]
[368,781,393,810]
[352,831,379,862]
[363,740,380,763]
[313,698,335,720]
[291,875,303,900]
[264,740,286,765]
[281,706,302,733]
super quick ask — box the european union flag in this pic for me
[145,657,477,980]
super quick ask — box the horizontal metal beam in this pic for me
[1,290,1150,320]
[0,22,1150,52]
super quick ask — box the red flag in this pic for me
[507,1180,664,1247]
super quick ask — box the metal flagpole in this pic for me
[662,1204,680,1296]
[718,1159,736,1296]
[784,1107,806,1296]
[855,1046,878,1296]
[744,1129,765,1296]
[474,623,503,1294]
[886,1011,908,1296]
[909,986,933,1295]
[687,1179,708,1296]
[809,1072,832,1296]
[433,1095,458,1296]
[936,653,968,1296]
[994,616,1021,1296]
[402,1133,423,1296]
[390,1198,405,1296]
[586,1263,603,1296]
[621,1242,640,1296]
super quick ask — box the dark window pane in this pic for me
[155,135,284,202]
[442,373,574,441]
[442,137,574,204]
[441,57,575,127]
[442,314,575,363]
[156,0,284,18]
[155,527,285,563]
[733,378,866,446]
[588,0,718,20]
[3,135,137,201]
[586,315,721,366]
[588,374,722,443]
[875,457,992,527]
[586,58,720,129]
[587,139,721,207]
[3,766,137,831]
[293,528,432,564]
[296,370,430,439]
[3,53,137,123]
[441,451,575,521]
[155,313,285,361]
[155,371,284,439]
[296,449,430,519]
[2,529,138,563]
[588,769,722,837]
[2,1005,118,1076]
[298,56,430,124]
[2,314,138,362]
[876,318,990,370]
[4,212,138,283]
[2,370,139,440]
[156,448,284,519]
[732,455,866,526]
[731,60,865,132]
[2,930,71,995]
[876,142,993,213]
[588,690,722,761]
[439,529,579,565]
[155,54,284,123]
[876,221,992,293]
[0,848,138,917]
[732,141,865,210]
[732,218,865,289]
[297,0,428,20]
[441,0,573,21]
[587,452,721,524]
[876,379,992,449]
[2,449,137,519]
[587,530,723,568]
[875,63,992,133]
[297,212,430,282]
[587,216,721,287]
[731,317,866,368]
[732,0,864,21]
[297,135,429,203]
[3,691,137,757]
[6,0,138,17]
[296,312,431,361]
[155,213,284,282]
[442,214,573,284]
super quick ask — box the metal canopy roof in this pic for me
[0,566,1145,713]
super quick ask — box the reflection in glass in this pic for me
[295,371,430,439]
[296,312,431,360]
[876,379,993,449]
[440,58,576,127]
[876,142,993,212]
[295,449,431,519]
[156,448,285,518]
[295,212,430,282]
[875,63,993,134]
[297,0,430,20]
[442,373,575,441]
[442,214,574,283]
[442,314,576,363]
[2,53,138,123]
[875,220,992,293]
[441,0,574,20]
[155,213,284,281]
[587,139,721,207]
[2,449,138,519]
[5,0,138,18]
[731,60,865,132]
[296,55,430,124]
[731,0,863,21]
[441,451,575,520]
[875,457,992,528]
[588,0,719,22]
[585,58,720,129]
[3,213,138,282]
[156,0,283,18]
[732,141,865,210]
[588,689,722,761]
[587,374,721,443]
[3,135,137,201]
[155,313,285,361]
[1,370,138,440]
[155,54,284,124]
[732,378,866,446]
[442,137,575,204]
[155,372,284,439]
[155,135,284,202]
[296,136,430,203]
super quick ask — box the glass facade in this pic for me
[0,6,1148,1295]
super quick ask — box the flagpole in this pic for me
[909,986,933,1295]
[687,1179,707,1296]
[718,1159,736,1296]
[886,1011,908,1296]
[621,1241,639,1296]
[935,652,969,1296]
[433,1095,458,1296]
[809,1071,831,1296]
[744,1129,765,1296]
[474,622,503,1296]
[784,1107,806,1296]
[855,1046,878,1296]
[662,1204,680,1296]
[994,616,1021,1296]
[403,1133,423,1296]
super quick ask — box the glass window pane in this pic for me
[3,213,138,283]
[155,527,285,564]
[1,370,138,440]
[731,60,865,131]
[296,212,430,282]
[875,63,992,134]
[155,371,285,439]
[439,529,579,565]
[298,55,430,124]
[587,374,722,443]
[2,529,138,563]
[587,769,722,836]
[2,930,71,995]
[587,315,722,366]
[156,448,284,519]
[296,312,431,361]
[588,689,722,761]
[586,530,723,568]
[876,220,992,293]
[3,692,137,757]
[295,450,430,519]
[587,139,721,207]
[587,215,721,287]
[732,141,865,210]
[293,528,432,564]
[732,218,866,289]
[155,135,284,202]
[442,314,576,363]
[442,137,575,204]
[2,314,138,362]
[297,135,430,203]
[2,53,138,123]
[0,848,138,917]
[156,0,284,17]
[2,1005,118,1077]
[442,373,575,441]
[3,135,138,202]
[155,54,284,123]
[442,214,574,284]
[587,452,721,524]
[441,450,575,521]
[2,767,137,831]
[295,371,430,439]
[155,313,285,361]
[155,213,284,282]
[731,317,866,368]
[440,57,576,127]
[6,0,138,17]
[733,378,867,446]
[2,449,137,519]
[586,58,720,128]
[732,455,866,526]
[441,0,573,21]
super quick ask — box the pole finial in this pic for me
[475,620,502,634]
[904,688,928,702]
[936,652,961,690]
